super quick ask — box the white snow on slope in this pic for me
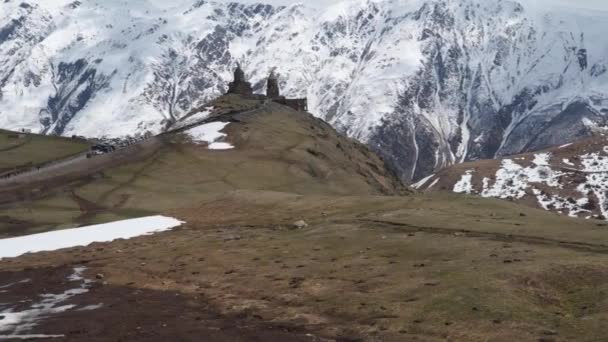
[532,153,551,166]
[172,107,215,131]
[0,335,66,340]
[0,279,30,292]
[563,158,575,166]
[0,216,183,259]
[427,177,440,190]
[577,151,608,218]
[453,170,474,194]
[481,155,564,199]
[186,122,234,150]
[208,142,234,150]
[533,189,591,218]
[451,150,608,219]
[412,173,435,189]
[0,267,94,338]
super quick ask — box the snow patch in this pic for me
[412,174,435,189]
[172,107,214,131]
[451,150,608,220]
[186,122,234,150]
[0,279,30,290]
[533,188,591,217]
[532,153,551,166]
[580,152,608,172]
[427,178,440,190]
[0,216,183,260]
[577,151,608,218]
[0,267,95,338]
[77,304,104,311]
[0,335,66,340]
[454,170,475,194]
[67,267,87,282]
[481,155,563,199]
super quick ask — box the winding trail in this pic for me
[0,153,89,184]
[362,219,608,255]
[0,138,161,194]
[0,103,267,193]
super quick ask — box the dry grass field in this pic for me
[0,129,89,173]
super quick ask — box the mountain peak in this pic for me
[1,0,607,183]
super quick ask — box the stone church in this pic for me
[226,65,308,112]
[226,64,253,96]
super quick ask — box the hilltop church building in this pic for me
[226,65,308,112]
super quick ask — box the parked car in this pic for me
[90,144,116,154]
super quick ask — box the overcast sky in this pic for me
[230,0,608,11]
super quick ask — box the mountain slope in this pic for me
[418,136,608,220]
[5,87,608,341]
[1,0,608,182]
[0,94,407,236]
[0,128,88,174]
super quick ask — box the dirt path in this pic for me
[363,219,608,254]
[0,138,162,201]
[0,153,87,184]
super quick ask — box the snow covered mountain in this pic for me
[1,0,608,183]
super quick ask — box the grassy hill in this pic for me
[2,96,608,341]
[0,95,408,237]
[0,129,89,173]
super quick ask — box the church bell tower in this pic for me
[266,70,280,99]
